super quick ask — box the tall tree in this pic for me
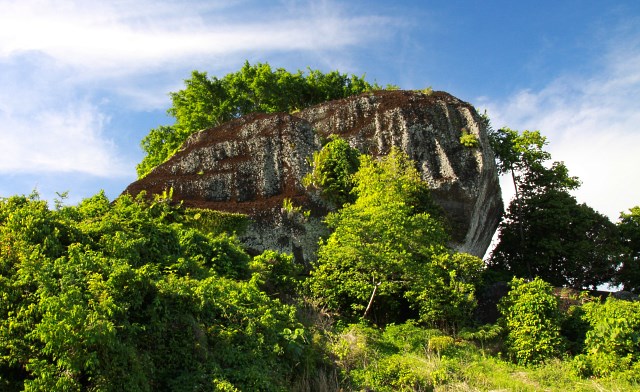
[488,127,621,289]
[491,190,621,289]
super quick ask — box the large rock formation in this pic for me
[124,90,503,261]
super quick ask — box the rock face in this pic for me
[123,90,503,261]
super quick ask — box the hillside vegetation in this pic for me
[1,63,639,391]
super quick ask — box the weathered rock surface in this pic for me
[123,90,503,261]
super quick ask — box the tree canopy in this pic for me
[137,62,379,177]
[303,136,361,207]
[488,127,622,289]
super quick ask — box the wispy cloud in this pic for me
[0,100,128,176]
[0,0,390,76]
[0,0,395,178]
[479,28,640,220]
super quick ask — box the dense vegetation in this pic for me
[2,63,639,390]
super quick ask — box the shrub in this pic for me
[459,128,479,148]
[498,277,563,365]
[382,320,443,354]
[410,252,484,332]
[303,136,361,207]
[574,297,640,380]
[249,250,303,300]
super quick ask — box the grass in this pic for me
[329,323,640,392]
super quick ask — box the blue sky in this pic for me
[1,0,639,222]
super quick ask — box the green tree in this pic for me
[616,206,640,292]
[498,277,563,365]
[137,62,378,177]
[308,148,481,328]
[308,149,447,322]
[491,190,621,289]
[488,127,620,289]
[489,128,579,198]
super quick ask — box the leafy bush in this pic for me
[574,297,640,380]
[459,128,479,148]
[332,322,455,391]
[382,320,443,354]
[303,136,361,207]
[498,277,563,365]
[364,354,435,391]
[249,250,303,300]
[409,252,484,332]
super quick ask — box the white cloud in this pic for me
[479,33,640,220]
[0,101,129,176]
[0,0,395,179]
[0,0,390,77]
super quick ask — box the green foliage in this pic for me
[0,192,313,391]
[574,297,640,381]
[459,127,479,148]
[488,127,580,198]
[249,250,303,300]
[382,321,443,355]
[498,277,563,365]
[488,127,621,289]
[308,148,481,329]
[364,354,435,391]
[409,252,484,331]
[459,323,503,351]
[560,304,590,355]
[280,198,310,221]
[616,206,640,292]
[491,190,622,289]
[137,125,188,177]
[137,62,378,177]
[308,148,451,323]
[428,335,455,357]
[303,136,361,207]
[329,320,637,391]
[331,322,442,391]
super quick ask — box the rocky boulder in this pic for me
[123,90,503,261]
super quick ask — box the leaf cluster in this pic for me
[574,297,640,381]
[303,136,361,207]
